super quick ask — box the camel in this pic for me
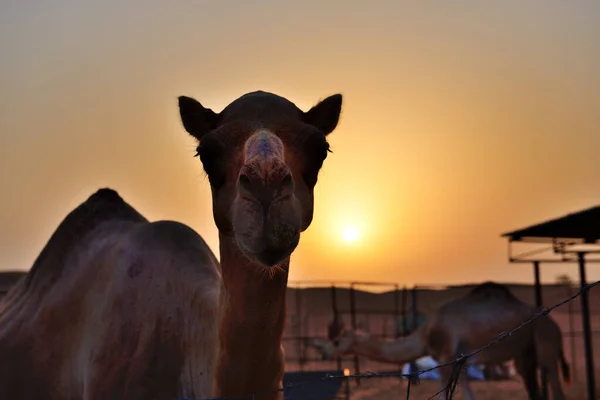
[0,90,343,400]
[310,282,571,400]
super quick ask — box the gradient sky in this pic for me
[1,1,600,287]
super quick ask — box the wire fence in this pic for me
[184,279,600,400]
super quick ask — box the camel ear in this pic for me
[178,96,220,141]
[303,94,342,135]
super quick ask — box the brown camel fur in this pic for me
[0,90,343,400]
[310,282,570,400]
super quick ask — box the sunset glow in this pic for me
[342,226,359,243]
[1,1,599,286]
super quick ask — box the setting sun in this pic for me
[342,226,360,242]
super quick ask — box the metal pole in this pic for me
[578,252,596,400]
[401,286,408,336]
[401,286,410,386]
[330,285,342,371]
[566,283,577,381]
[533,261,543,306]
[295,287,304,372]
[394,285,400,338]
[409,286,419,384]
[350,283,360,386]
[394,284,402,384]
[345,371,351,399]
[533,261,548,400]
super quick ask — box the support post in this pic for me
[330,285,342,371]
[400,287,409,385]
[533,261,548,400]
[295,287,304,372]
[578,252,596,400]
[345,376,351,400]
[394,284,402,383]
[533,261,543,305]
[401,286,408,337]
[394,285,400,338]
[566,283,577,381]
[409,287,419,384]
[349,284,360,386]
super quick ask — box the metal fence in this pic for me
[1,281,598,399]
[279,280,600,400]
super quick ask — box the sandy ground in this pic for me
[284,327,600,399]
[343,374,599,399]
[1,275,597,399]
[281,285,600,400]
[283,358,599,399]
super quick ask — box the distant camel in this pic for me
[310,282,570,400]
[0,90,343,400]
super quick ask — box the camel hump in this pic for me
[23,187,148,293]
[90,188,124,202]
[467,281,519,302]
[131,220,219,271]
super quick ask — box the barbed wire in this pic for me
[188,280,599,400]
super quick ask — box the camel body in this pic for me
[0,190,222,399]
[425,289,569,400]
[312,282,570,400]
[0,90,344,400]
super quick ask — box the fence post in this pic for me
[532,261,548,400]
[330,284,342,371]
[577,252,596,400]
[401,286,408,337]
[295,287,304,372]
[394,284,400,338]
[409,286,419,384]
[350,283,360,386]
[566,283,577,381]
[394,284,402,383]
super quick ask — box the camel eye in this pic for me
[300,135,330,187]
[321,142,332,160]
[313,140,330,165]
[304,134,330,160]
[196,141,225,188]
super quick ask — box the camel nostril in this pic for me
[238,174,254,197]
[275,174,294,199]
[281,174,293,189]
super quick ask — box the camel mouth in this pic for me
[237,234,300,267]
[255,241,299,267]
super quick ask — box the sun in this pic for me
[342,226,360,243]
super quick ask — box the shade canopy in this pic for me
[502,205,600,244]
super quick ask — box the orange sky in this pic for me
[1,1,600,287]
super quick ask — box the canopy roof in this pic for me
[502,205,600,244]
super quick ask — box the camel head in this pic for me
[178,91,342,267]
[310,329,363,360]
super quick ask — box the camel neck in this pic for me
[347,330,428,365]
[214,234,288,399]
[353,338,395,363]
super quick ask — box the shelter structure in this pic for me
[502,205,600,400]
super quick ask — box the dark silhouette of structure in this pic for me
[503,205,600,400]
